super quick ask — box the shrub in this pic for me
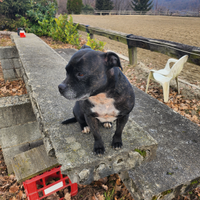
[51,14,80,47]
[0,16,18,31]
[82,4,94,14]
[17,2,81,47]
[86,33,106,51]
[0,0,31,20]
[18,1,57,36]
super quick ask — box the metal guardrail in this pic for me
[75,23,200,66]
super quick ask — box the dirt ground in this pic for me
[72,15,200,87]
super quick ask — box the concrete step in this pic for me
[0,121,43,173]
[0,95,36,129]
[12,145,58,183]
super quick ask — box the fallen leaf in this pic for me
[101,184,108,191]
[96,192,104,200]
[9,184,19,193]
[191,115,198,122]
[92,195,98,200]
[116,178,121,186]
[99,177,108,184]
[64,192,71,200]
[47,193,60,200]
[16,190,23,199]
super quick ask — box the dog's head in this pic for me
[58,45,122,100]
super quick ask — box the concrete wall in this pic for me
[0,46,22,80]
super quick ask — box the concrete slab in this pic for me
[0,121,43,173]
[48,119,157,184]
[119,87,200,200]
[3,139,43,174]
[0,95,36,128]
[11,33,157,184]
[12,145,58,182]
[55,48,78,60]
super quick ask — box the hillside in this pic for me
[155,0,200,11]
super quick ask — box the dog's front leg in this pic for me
[112,114,129,149]
[84,115,105,155]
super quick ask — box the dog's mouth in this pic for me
[76,93,90,101]
[60,91,90,101]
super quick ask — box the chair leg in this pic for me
[175,77,179,94]
[162,82,170,103]
[145,72,152,93]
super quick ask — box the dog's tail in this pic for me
[62,117,77,125]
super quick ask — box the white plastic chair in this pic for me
[145,55,188,102]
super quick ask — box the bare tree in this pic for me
[57,0,67,14]
[112,0,131,10]
[82,0,95,7]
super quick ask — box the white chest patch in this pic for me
[88,93,119,123]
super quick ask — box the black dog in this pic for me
[58,45,135,155]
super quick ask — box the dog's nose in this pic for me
[58,83,66,93]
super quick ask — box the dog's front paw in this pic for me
[82,126,90,134]
[112,137,123,150]
[94,141,105,155]
[103,122,112,129]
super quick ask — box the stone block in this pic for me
[0,46,19,59]
[0,95,36,128]
[2,69,16,80]
[1,59,15,70]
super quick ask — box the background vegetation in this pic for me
[95,0,114,10]
[67,0,83,14]
[0,0,105,50]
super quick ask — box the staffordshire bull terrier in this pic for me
[58,45,135,155]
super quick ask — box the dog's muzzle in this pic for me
[58,83,66,95]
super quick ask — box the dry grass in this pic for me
[72,15,200,87]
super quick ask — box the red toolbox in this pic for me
[23,166,78,200]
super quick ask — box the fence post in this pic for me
[128,46,137,66]
[89,33,94,39]
[86,25,94,39]
[127,34,137,66]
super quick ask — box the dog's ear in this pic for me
[104,52,123,71]
[81,45,92,50]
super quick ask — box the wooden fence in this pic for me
[90,10,200,17]
[75,23,200,67]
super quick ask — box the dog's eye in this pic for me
[77,72,84,77]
